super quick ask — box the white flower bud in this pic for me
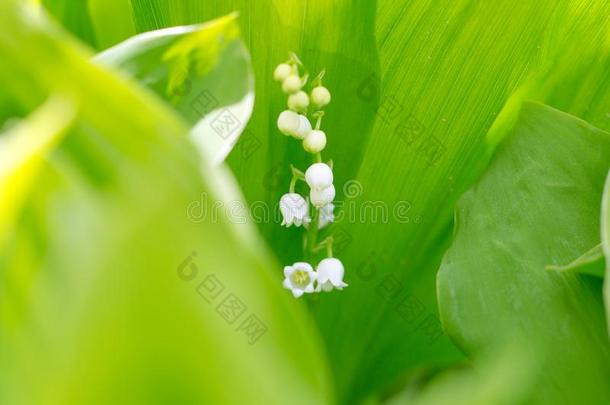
[288,91,309,111]
[293,114,312,140]
[273,63,291,82]
[303,129,326,153]
[315,258,347,292]
[310,184,335,208]
[282,74,302,94]
[277,110,299,136]
[305,163,333,190]
[279,193,310,227]
[311,86,331,107]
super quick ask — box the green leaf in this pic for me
[437,102,610,403]
[546,244,605,278]
[47,1,610,402]
[0,2,331,403]
[95,14,254,164]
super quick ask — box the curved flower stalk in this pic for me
[274,52,347,298]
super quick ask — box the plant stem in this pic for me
[326,237,333,257]
[289,175,297,193]
[306,207,319,260]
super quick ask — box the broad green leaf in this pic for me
[437,102,610,403]
[0,2,330,404]
[546,244,605,278]
[95,14,254,164]
[48,0,610,402]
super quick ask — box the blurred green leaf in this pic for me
[437,102,610,403]
[386,346,537,405]
[95,14,254,164]
[0,2,330,404]
[0,96,75,248]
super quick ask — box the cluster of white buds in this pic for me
[274,53,347,299]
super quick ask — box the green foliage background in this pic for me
[2,0,610,404]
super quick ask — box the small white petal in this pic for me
[292,289,305,298]
[293,262,314,273]
[284,265,294,278]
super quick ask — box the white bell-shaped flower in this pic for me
[305,163,333,190]
[315,258,347,292]
[283,262,317,298]
[318,203,334,229]
[279,193,310,227]
[310,184,335,208]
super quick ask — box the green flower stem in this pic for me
[306,206,319,260]
[326,236,333,257]
[289,165,305,192]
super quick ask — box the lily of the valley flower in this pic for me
[275,54,346,299]
[305,162,333,190]
[280,193,310,227]
[315,258,348,292]
[283,262,317,298]
[310,184,335,208]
